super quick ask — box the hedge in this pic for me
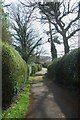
[28,64,32,76]
[47,58,60,79]
[36,64,42,71]
[28,63,42,76]
[2,43,29,109]
[47,48,79,88]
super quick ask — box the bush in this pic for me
[47,48,79,89]
[30,63,37,75]
[78,48,80,86]
[30,63,42,76]
[27,64,32,76]
[2,43,28,108]
[47,58,60,79]
[42,63,47,68]
[55,49,78,87]
[36,64,42,71]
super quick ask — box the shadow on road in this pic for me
[43,74,79,118]
[26,71,79,118]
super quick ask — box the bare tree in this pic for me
[39,1,80,54]
[40,10,61,60]
[48,19,57,60]
[21,0,80,54]
[8,3,42,62]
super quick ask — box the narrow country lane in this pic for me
[26,68,78,118]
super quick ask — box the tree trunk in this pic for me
[51,41,57,61]
[48,19,57,61]
[63,36,69,54]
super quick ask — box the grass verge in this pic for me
[2,77,33,119]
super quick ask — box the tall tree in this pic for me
[48,19,57,60]
[40,11,61,60]
[21,0,80,54]
[8,3,42,62]
[39,1,80,54]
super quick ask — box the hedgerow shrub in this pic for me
[36,64,42,71]
[78,48,80,86]
[47,48,79,88]
[28,64,32,76]
[2,43,28,109]
[47,58,60,79]
[30,63,38,75]
[42,63,47,68]
[55,48,79,87]
[29,63,42,76]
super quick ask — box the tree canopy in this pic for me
[8,3,42,62]
[21,0,80,54]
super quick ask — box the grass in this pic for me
[2,77,33,119]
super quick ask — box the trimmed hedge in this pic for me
[36,64,42,71]
[47,58,60,79]
[2,77,33,118]
[28,63,42,76]
[28,64,32,76]
[2,43,29,108]
[47,48,79,88]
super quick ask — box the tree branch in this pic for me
[50,21,62,35]
[65,16,79,32]
[67,28,80,40]
[26,38,42,61]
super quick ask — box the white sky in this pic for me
[4,0,79,57]
[4,0,79,4]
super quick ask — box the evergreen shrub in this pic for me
[30,64,38,75]
[55,48,78,86]
[2,43,28,108]
[47,58,60,79]
[36,64,42,71]
[47,48,79,88]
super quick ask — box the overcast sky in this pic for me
[4,0,79,4]
[4,0,79,57]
